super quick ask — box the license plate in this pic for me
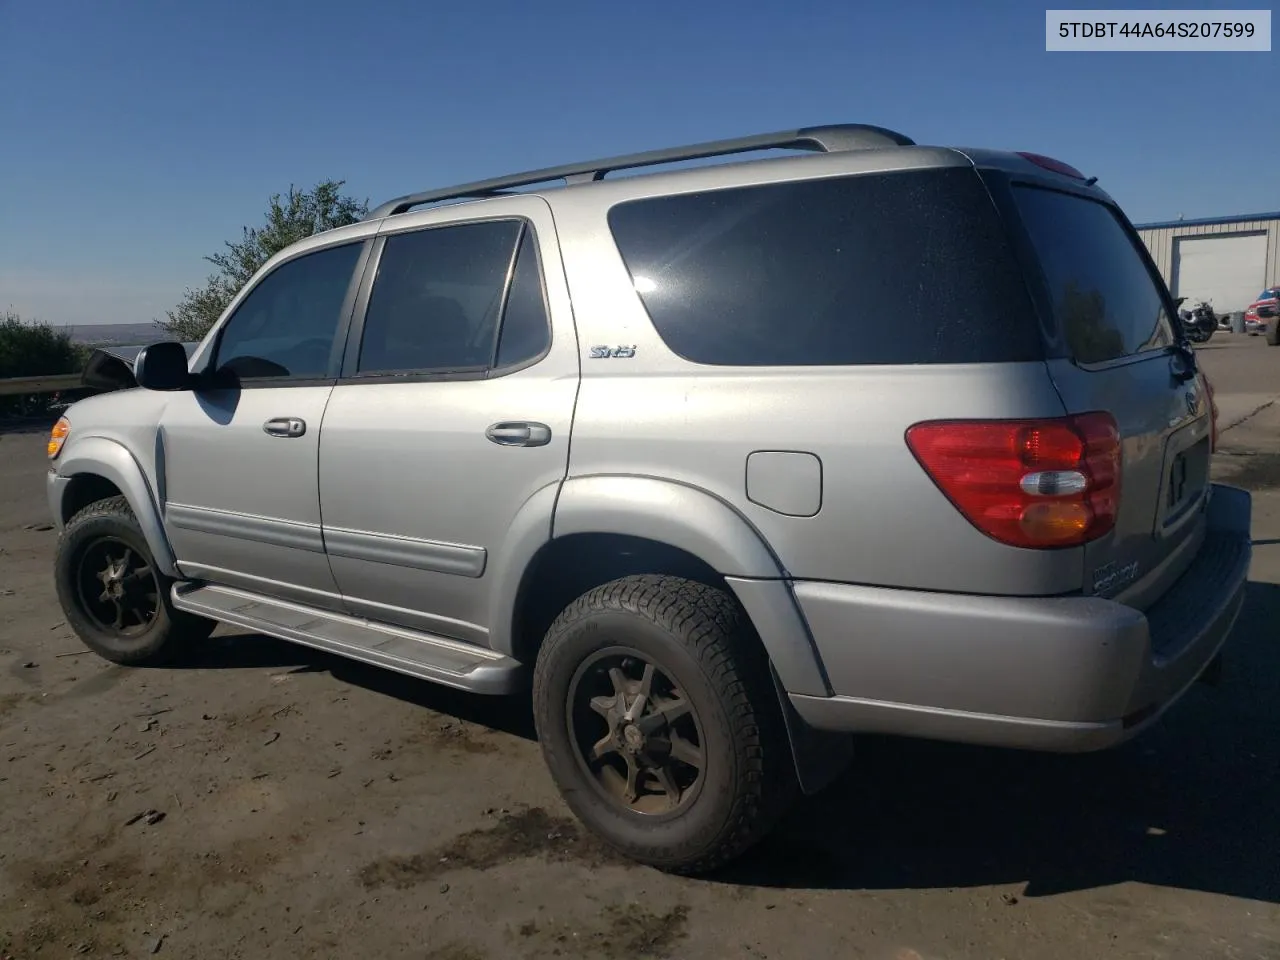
[1166,451,1190,510]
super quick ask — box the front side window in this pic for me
[214,242,363,379]
[357,220,524,375]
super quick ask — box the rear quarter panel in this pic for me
[546,159,1083,596]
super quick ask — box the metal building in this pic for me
[1136,212,1280,316]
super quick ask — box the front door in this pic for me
[159,238,370,609]
[317,199,577,644]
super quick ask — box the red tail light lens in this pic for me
[906,413,1121,549]
[1202,374,1219,451]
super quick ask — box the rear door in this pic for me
[996,178,1213,607]
[317,198,578,644]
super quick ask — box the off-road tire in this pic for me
[54,496,215,665]
[532,574,796,874]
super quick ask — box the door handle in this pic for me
[263,417,307,438]
[485,421,551,447]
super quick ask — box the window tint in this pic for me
[358,220,522,375]
[1012,186,1173,364]
[215,242,363,379]
[495,229,551,368]
[606,168,1041,367]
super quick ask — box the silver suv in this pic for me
[46,125,1253,874]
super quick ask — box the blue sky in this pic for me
[1,0,1275,326]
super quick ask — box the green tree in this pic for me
[159,180,368,341]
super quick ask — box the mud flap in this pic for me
[771,668,853,795]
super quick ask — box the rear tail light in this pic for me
[906,413,1121,549]
[1202,374,1219,451]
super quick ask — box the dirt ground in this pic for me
[2,337,1278,960]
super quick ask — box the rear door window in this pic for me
[494,228,552,369]
[606,167,1041,367]
[1011,186,1174,364]
[357,220,523,375]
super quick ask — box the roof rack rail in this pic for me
[368,123,914,220]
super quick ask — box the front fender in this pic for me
[52,436,179,578]
[550,475,830,697]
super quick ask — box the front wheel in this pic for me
[54,496,215,665]
[1267,320,1279,346]
[532,575,796,874]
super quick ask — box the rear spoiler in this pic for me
[81,342,200,392]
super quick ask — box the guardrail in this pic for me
[0,373,84,397]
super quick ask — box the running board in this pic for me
[171,583,524,695]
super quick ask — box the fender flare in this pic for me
[54,436,180,578]
[542,475,831,697]
[486,480,562,658]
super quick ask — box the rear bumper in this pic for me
[788,483,1252,752]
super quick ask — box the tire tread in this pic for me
[533,574,794,874]
[55,495,214,664]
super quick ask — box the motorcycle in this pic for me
[1176,297,1217,344]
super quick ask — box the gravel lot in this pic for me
[2,337,1278,960]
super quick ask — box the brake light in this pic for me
[1016,152,1087,181]
[906,413,1121,549]
[1202,375,1219,451]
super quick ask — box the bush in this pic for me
[0,310,89,417]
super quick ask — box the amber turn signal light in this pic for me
[48,417,70,459]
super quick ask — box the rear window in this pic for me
[1012,186,1174,364]
[606,168,1042,366]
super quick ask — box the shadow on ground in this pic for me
[175,631,538,741]
[167,581,1279,905]
[717,578,1280,904]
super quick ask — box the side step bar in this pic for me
[171,583,524,695]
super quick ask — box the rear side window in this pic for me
[358,220,522,375]
[606,168,1041,366]
[1012,186,1174,364]
[494,229,551,368]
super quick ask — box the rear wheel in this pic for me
[532,575,796,874]
[54,497,215,664]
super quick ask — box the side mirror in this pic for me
[1174,296,1187,307]
[134,341,192,391]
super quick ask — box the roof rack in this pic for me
[368,123,915,220]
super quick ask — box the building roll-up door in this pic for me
[1172,233,1268,314]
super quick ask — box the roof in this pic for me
[1135,210,1280,231]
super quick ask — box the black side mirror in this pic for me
[134,341,192,391]
[1174,296,1187,307]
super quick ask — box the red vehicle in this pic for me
[1244,286,1279,339]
